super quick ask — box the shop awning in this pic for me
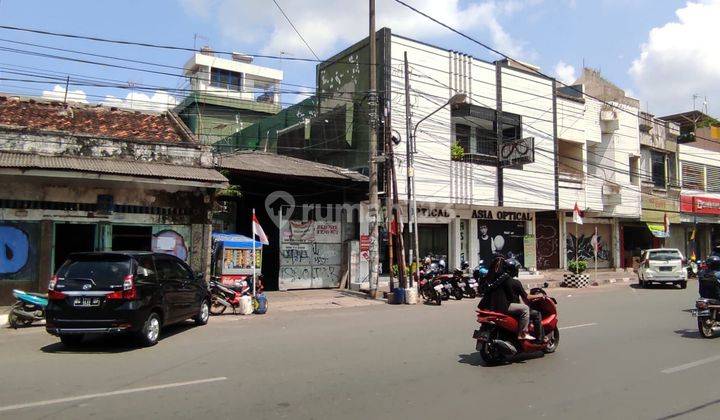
[646,223,669,238]
[212,232,264,248]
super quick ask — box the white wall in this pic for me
[389,35,556,211]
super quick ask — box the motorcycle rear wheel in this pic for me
[454,289,464,300]
[210,298,227,315]
[698,317,715,338]
[479,342,503,364]
[543,329,560,353]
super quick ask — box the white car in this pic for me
[637,248,687,289]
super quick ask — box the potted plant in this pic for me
[450,142,465,161]
[563,259,590,288]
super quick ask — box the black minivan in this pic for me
[46,252,210,347]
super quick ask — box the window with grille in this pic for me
[651,150,667,188]
[210,68,243,91]
[455,124,471,155]
[707,165,720,192]
[681,161,705,190]
[450,103,520,165]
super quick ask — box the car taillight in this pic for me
[682,258,687,266]
[48,276,65,300]
[48,290,66,300]
[107,275,137,300]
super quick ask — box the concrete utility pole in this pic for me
[404,52,418,287]
[368,0,380,298]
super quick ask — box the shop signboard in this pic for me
[681,195,720,216]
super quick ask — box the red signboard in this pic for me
[681,195,720,215]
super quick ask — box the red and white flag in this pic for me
[573,202,583,225]
[253,212,269,245]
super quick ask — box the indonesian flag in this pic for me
[573,202,583,225]
[252,212,269,245]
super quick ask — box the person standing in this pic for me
[478,224,496,265]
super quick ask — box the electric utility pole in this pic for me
[368,0,380,298]
[404,52,419,287]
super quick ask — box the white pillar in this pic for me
[449,218,461,269]
[469,218,479,268]
[559,211,567,269]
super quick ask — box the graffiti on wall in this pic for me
[566,234,611,265]
[0,222,39,282]
[152,229,188,261]
[279,221,342,290]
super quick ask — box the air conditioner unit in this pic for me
[602,183,622,205]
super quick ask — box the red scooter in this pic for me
[473,285,560,364]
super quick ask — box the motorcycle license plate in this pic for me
[458,282,466,287]
[73,297,101,307]
[434,285,444,292]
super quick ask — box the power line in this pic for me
[271,0,320,61]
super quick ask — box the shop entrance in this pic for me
[621,225,657,268]
[54,223,96,271]
[112,225,152,251]
[417,224,449,260]
[536,213,559,269]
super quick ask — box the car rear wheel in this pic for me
[60,334,84,348]
[137,312,161,347]
[194,300,210,326]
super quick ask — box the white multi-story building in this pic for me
[176,49,283,145]
[555,69,643,270]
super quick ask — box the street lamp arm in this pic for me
[411,93,467,142]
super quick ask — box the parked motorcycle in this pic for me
[208,279,242,315]
[693,297,720,338]
[8,289,47,328]
[417,259,443,305]
[471,261,490,298]
[687,259,699,279]
[473,284,559,364]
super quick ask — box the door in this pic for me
[154,256,183,323]
[536,215,559,270]
[172,258,200,317]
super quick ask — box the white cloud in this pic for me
[181,0,539,61]
[102,90,178,112]
[629,1,720,116]
[553,61,577,85]
[41,85,88,103]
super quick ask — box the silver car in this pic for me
[637,248,687,289]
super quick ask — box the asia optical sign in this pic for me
[472,209,533,221]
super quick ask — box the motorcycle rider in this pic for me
[699,255,720,300]
[479,255,537,340]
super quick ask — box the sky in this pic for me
[0,0,717,117]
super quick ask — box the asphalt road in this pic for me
[0,282,718,420]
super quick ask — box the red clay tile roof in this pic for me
[0,96,196,143]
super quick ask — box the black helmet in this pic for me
[707,255,720,271]
[505,258,521,278]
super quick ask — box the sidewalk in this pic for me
[264,289,384,312]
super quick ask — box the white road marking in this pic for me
[0,376,227,412]
[559,323,598,330]
[662,355,720,374]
